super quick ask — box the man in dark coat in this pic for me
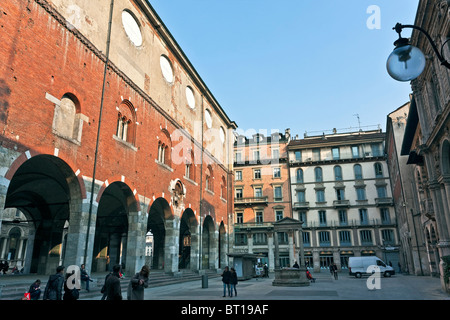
[221,266,231,297]
[43,265,65,300]
[105,264,122,300]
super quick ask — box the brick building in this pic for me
[233,130,293,270]
[0,0,236,276]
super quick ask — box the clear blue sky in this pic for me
[149,0,419,137]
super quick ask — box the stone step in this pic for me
[0,269,220,300]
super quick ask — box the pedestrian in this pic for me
[43,265,65,300]
[28,279,42,300]
[63,270,80,300]
[127,265,149,300]
[331,263,338,280]
[100,270,113,300]
[293,261,299,268]
[221,266,231,297]
[263,264,269,278]
[105,264,122,300]
[80,263,93,292]
[230,267,238,297]
[1,260,9,274]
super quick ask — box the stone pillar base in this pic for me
[272,267,310,287]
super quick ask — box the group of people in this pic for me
[220,266,238,297]
[25,264,150,300]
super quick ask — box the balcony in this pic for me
[375,197,393,206]
[234,196,269,207]
[333,200,350,208]
[234,222,273,232]
[294,201,310,210]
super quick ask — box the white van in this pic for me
[348,256,395,278]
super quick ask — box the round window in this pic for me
[186,86,195,109]
[121,10,142,47]
[205,109,212,128]
[160,55,174,83]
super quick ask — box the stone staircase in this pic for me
[0,269,220,300]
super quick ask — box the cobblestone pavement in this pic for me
[83,271,450,301]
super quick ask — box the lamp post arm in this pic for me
[394,23,450,69]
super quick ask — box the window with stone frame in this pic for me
[52,93,86,143]
[115,100,137,145]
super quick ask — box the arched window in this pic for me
[354,164,363,180]
[52,93,85,143]
[206,165,213,192]
[158,141,168,164]
[115,100,136,145]
[296,169,304,183]
[334,166,343,181]
[157,129,172,166]
[221,176,227,198]
[374,163,383,178]
[314,167,323,182]
[185,150,195,181]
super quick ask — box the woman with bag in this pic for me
[127,265,149,300]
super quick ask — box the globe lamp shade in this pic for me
[386,43,426,82]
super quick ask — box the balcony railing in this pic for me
[294,201,310,210]
[333,200,350,208]
[301,218,397,229]
[375,197,393,206]
[234,196,269,206]
[234,222,272,231]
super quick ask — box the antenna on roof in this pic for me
[353,114,361,131]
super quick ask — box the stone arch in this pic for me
[147,197,175,272]
[218,221,227,268]
[202,215,217,270]
[179,208,199,270]
[3,154,83,274]
[92,180,142,274]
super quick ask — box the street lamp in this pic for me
[386,23,450,82]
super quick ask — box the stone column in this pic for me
[288,231,295,266]
[429,181,450,257]
[164,217,180,274]
[439,176,450,239]
[267,232,274,272]
[274,231,280,269]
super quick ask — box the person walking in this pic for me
[43,265,65,300]
[230,267,238,297]
[221,266,231,297]
[100,270,113,300]
[263,264,269,278]
[331,263,338,280]
[80,264,93,293]
[127,265,149,300]
[105,264,122,300]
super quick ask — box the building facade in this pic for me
[288,130,399,273]
[386,101,430,276]
[399,0,450,291]
[0,0,236,276]
[232,130,293,270]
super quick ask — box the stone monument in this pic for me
[272,217,310,286]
